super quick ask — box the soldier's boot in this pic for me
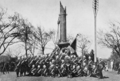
[20,71,23,76]
[67,74,72,78]
[58,74,61,77]
[16,71,19,77]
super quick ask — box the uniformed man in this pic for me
[31,64,36,76]
[88,56,93,65]
[15,59,21,77]
[76,65,82,76]
[88,56,93,76]
[117,63,120,74]
[36,65,41,76]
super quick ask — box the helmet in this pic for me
[38,65,40,68]
[73,65,76,69]
[50,61,52,64]
[43,65,46,68]
[83,62,86,66]
[88,56,91,60]
[66,63,70,66]
[55,51,58,55]
[65,55,70,59]
[83,55,86,59]
[52,59,55,63]
[61,60,64,63]
[93,64,96,69]
[70,55,73,58]
[18,57,20,60]
[56,55,59,59]
[61,64,64,68]
[76,65,80,69]
[73,55,76,58]
[65,49,68,53]
[32,65,35,68]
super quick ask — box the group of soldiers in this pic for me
[15,47,103,78]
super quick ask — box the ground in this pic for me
[0,71,120,81]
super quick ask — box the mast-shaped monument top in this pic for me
[58,2,69,48]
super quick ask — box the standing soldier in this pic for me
[117,63,120,74]
[88,56,93,65]
[88,56,93,76]
[15,56,22,77]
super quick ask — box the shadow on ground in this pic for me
[102,76,109,79]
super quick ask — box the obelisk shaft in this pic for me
[59,2,67,42]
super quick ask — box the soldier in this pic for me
[88,56,93,65]
[42,64,47,76]
[92,63,96,76]
[17,57,24,76]
[15,59,21,77]
[117,63,120,74]
[37,64,42,76]
[71,64,77,77]
[82,62,88,76]
[60,60,65,76]
[56,55,59,60]
[49,61,54,76]
[87,56,93,76]
[92,63,103,78]
[76,64,82,76]
[83,55,87,65]
[35,65,41,76]
[31,64,36,76]
[82,55,88,76]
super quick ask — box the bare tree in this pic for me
[11,13,34,57]
[27,31,37,56]
[67,33,91,55]
[98,22,120,57]
[33,26,54,55]
[48,29,56,45]
[67,34,74,43]
[0,9,21,55]
[77,34,91,55]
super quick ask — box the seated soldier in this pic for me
[82,61,88,76]
[42,65,47,76]
[68,64,77,77]
[76,65,82,76]
[31,65,36,76]
[36,65,41,76]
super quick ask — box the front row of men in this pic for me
[15,54,103,78]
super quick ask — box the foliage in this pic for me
[98,22,120,58]
[77,34,91,55]
[0,9,21,55]
[33,26,55,55]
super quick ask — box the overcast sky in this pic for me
[0,0,120,58]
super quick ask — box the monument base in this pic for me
[58,42,70,49]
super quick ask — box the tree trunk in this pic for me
[25,43,28,57]
[25,38,28,57]
[82,48,84,67]
[42,46,45,55]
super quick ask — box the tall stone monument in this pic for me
[57,2,69,49]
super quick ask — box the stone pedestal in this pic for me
[58,42,70,49]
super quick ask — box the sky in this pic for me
[0,0,120,58]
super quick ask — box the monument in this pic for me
[57,2,70,49]
[50,2,78,57]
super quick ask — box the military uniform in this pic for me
[118,63,120,74]
[15,60,21,77]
